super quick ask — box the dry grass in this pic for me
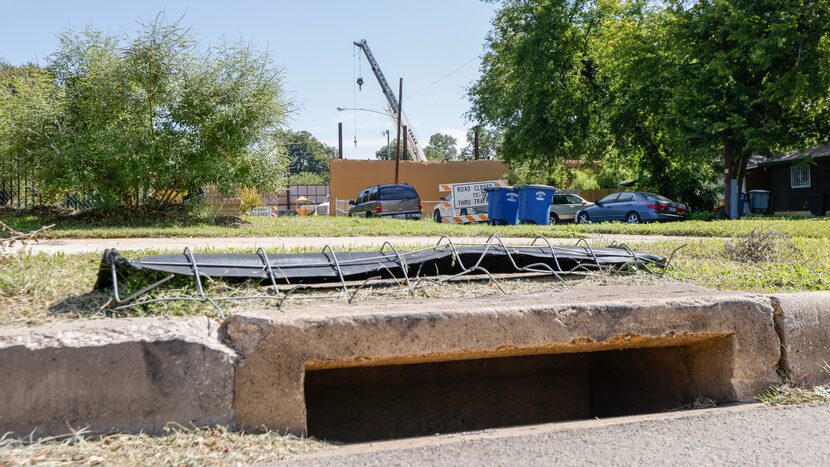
[0,425,330,466]
[724,229,801,264]
[2,235,828,328]
[757,385,830,406]
[0,243,666,328]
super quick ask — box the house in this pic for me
[745,145,830,216]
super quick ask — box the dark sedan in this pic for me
[575,192,686,224]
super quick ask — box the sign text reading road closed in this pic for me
[451,181,501,209]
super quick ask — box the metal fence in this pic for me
[0,156,40,209]
[1,155,93,210]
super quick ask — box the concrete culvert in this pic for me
[304,337,735,443]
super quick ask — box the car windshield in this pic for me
[380,185,418,200]
[642,193,671,202]
[598,194,618,204]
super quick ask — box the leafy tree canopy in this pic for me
[459,127,502,160]
[0,15,291,210]
[470,0,830,213]
[277,129,336,182]
[375,138,399,160]
[424,133,459,161]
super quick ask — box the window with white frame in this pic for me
[791,165,811,189]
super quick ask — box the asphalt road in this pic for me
[16,234,718,254]
[286,403,830,466]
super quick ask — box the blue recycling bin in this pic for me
[516,185,557,225]
[486,186,519,225]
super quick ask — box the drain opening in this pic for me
[305,339,734,443]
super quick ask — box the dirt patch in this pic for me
[212,215,251,228]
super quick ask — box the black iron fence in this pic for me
[1,156,92,210]
[0,156,39,209]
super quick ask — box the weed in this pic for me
[758,384,830,406]
[724,229,801,263]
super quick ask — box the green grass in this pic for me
[632,237,830,293]
[2,236,828,327]
[2,210,830,239]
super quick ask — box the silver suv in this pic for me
[348,183,423,219]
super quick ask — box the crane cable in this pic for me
[352,45,358,147]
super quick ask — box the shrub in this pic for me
[1,17,289,211]
[239,188,263,214]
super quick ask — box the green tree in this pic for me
[278,130,336,182]
[0,62,65,187]
[375,138,399,160]
[11,17,290,210]
[467,0,612,181]
[287,171,327,185]
[459,127,502,160]
[592,1,719,209]
[424,133,458,160]
[668,0,830,216]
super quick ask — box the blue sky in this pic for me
[0,0,498,158]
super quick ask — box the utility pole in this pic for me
[337,122,343,159]
[383,130,390,160]
[402,125,408,163]
[474,126,480,160]
[395,78,403,184]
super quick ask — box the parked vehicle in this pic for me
[550,193,593,224]
[575,192,686,224]
[348,183,423,219]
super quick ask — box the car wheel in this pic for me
[433,210,442,223]
[550,214,559,225]
[576,212,590,224]
[365,211,372,218]
[626,212,640,224]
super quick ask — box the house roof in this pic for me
[748,145,830,169]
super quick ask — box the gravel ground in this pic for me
[286,403,830,466]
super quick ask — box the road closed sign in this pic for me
[440,180,508,210]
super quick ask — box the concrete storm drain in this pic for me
[5,236,829,443]
[303,339,734,442]
[227,284,781,443]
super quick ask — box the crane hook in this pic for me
[356,77,364,90]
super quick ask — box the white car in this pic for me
[432,193,488,223]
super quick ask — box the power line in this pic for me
[408,56,479,101]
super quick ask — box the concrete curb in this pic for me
[767,292,830,386]
[0,287,828,440]
[0,316,235,438]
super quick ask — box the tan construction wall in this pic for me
[329,160,508,216]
